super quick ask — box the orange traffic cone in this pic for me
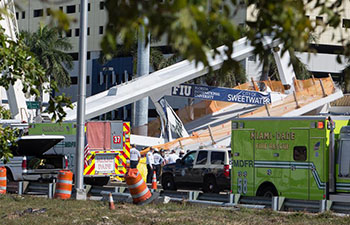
[109,193,115,210]
[152,171,157,191]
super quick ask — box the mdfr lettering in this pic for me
[233,160,253,167]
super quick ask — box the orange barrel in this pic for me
[0,167,6,194]
[54,170,73,199]
[125,168,152,204]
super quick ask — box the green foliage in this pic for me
[0,21,73,161]
[46,92,73,122]
[46,9,76,32]
[0,106,16,162]
[21,25,73,88]
[0,106,11,120]
[259,49,312,82]
[20,25,73,119]
[0,125,18,163]
[102,0,343,78]
[0,27,44,97]
[150,48,180,71]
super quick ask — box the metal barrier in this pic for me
[8,181,350,214]
[24,182,55,199]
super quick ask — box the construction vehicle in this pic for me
[28,121,131,185]
[230,116,350,202]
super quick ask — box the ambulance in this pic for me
[231,116,350,201]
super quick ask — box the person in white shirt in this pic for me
[130,144,141,169]
[179,150,185,158]
[166,150,179,164]
[146,148,155,183]
[153,149,164,181]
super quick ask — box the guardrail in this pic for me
[7,181,55,198]
[6,181,350,214]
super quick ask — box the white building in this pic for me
[14,0,350,121]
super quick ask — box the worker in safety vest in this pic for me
[130,144,141,169]
[153,149,164,181]
[146,147,155,183]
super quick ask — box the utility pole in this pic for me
[75,0,88,200]
[133,26,150,135]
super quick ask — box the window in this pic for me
[71,77,78,85]
[100,1,105,10]
[71,76,90,84]
[66,29,72,37]
[196,151,208,165]
[293,146,307,161]
[75,28,80,37]
[46,8,51,16]
[248,55,256,62]
[66,5,76,14]
[59,6,63,12]
[88,3,91,11]
[22,11,25,19]
[343,19,350,28]
[338,140,350,177]
[87,27,90,36]
[99,26,104,35]
[16,12,18,20]
[211,151,225,164]
[316,16,323,25]
[68,52,79,60]
[183,151,196,166]
[33,9,43,17]
[87,51,91,60]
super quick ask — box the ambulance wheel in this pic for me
[203,176,219,193]
[257,184,278,198]
[161,174,176,191]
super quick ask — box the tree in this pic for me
[259,49,313,82]
[342,64,350,93]
[101,0,344,80]
[0,21,72,161]
[21,25,73,116]
[21,25,73,88]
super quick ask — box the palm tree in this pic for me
[21,25,73,88]
[21,25,73,115]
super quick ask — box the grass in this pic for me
[0,194,350,225]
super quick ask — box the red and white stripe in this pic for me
[84,143,90,167]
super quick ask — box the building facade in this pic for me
[14,1,350,122]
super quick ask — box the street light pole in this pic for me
[75,0,88,200]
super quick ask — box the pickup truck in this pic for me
[0,135,68,182]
